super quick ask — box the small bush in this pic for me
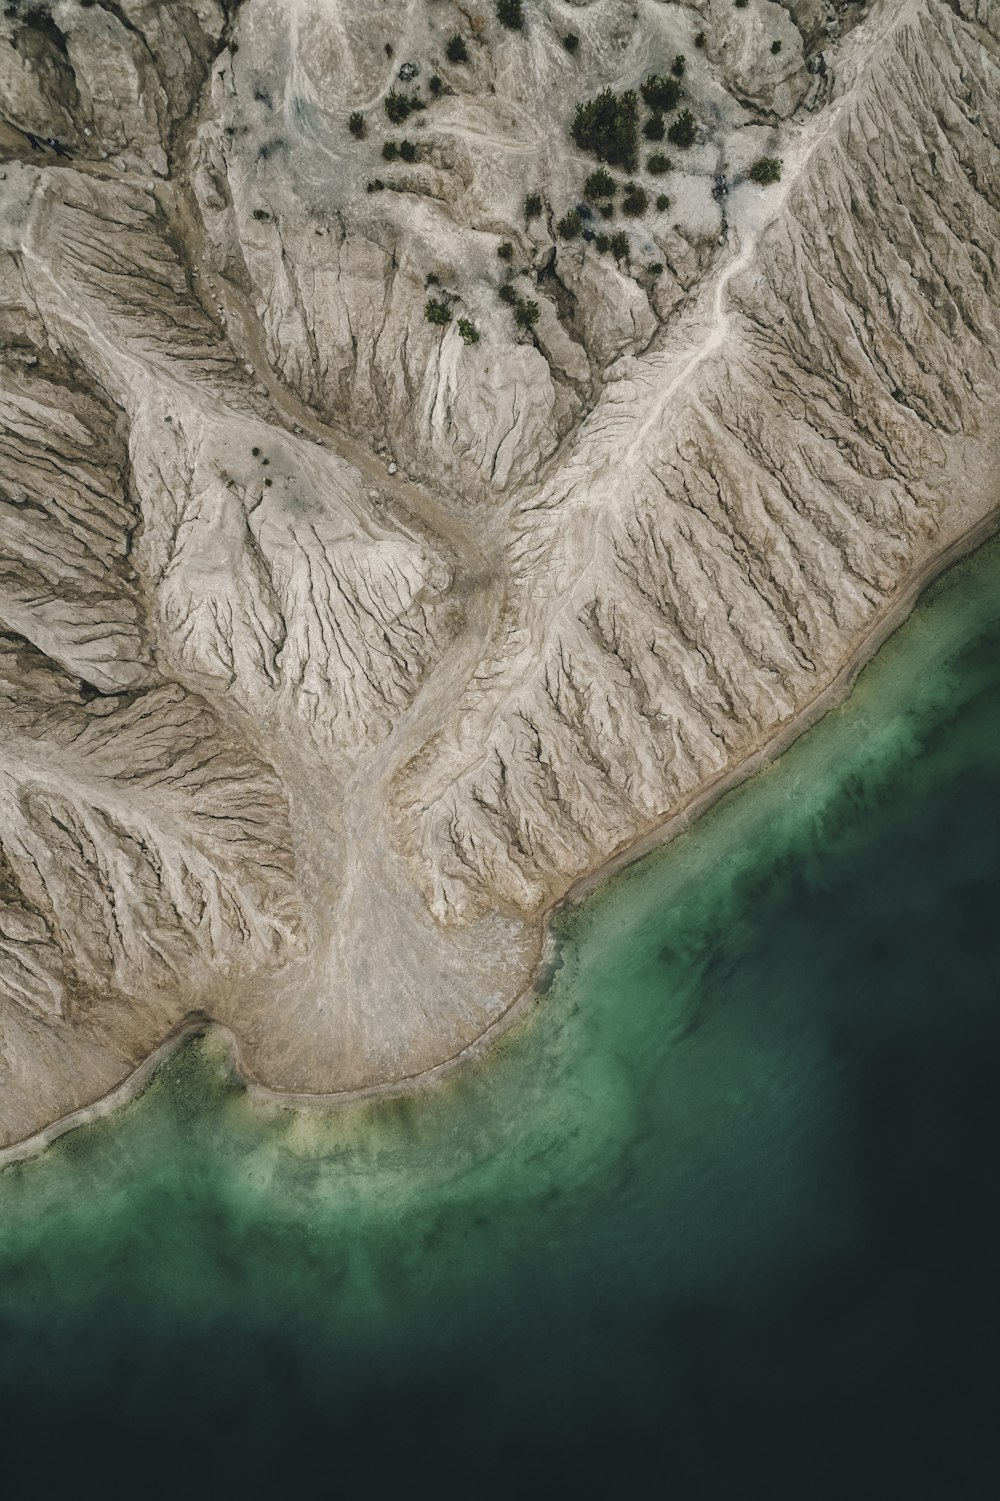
[252,446,261,456]
[672,55,686,78]
[557,209,583,239]
[514,298,539,328]
[399,139,418,162]
[525,192,543,219]
[655,193,670,211]
[563,33,579,53]
[647,153,670,175]
[599,202,614,219]
[425,298,451,326]
[621,182,648,216]
[583,168,615,201]
[734,0,748,8]
[498,241,514,261]
[748,154,782,184]
[571,88,639,171]
[496,0,524,30]
[458,318,480,345]
[649,262,664,275]
[695,31,706,48]
[667,109,697,147]
[382,140,398,162]
[366,179,385,192]
[429,74,442,95]
[385,89,424,125]
[595,233,611,252]
[445,34,469,64]
[640,74,681,113]
[348,112,365,139]
[498,282,518,305]
[644,113,665,142]
[385,43,393,57]
[426,273,440,285]
[771,39,782,54]
[610,231,630,261]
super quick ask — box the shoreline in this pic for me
[2,508,998,1169]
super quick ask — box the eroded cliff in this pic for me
[1,0,998,1147]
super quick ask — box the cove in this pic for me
[1,537,999,1500]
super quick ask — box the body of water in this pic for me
[2,540,999,1498]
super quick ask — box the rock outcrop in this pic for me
[0,0,997,1147]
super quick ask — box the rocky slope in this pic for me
[0,0,997,1147]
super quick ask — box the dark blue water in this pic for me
[1,539,999,1500]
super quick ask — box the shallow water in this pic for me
[2,539,999,1498]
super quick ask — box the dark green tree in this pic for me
[621,182,648,216]
[496,0,524,30]
[348,112,365,139]
[667,109,697,147]
[425,298,451,326]
[583,168,616,200]
[445,34,469,63]
[571,89,639,171]
[640,74,681,112]
[748,155,782,184]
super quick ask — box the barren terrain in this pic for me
[1,0,998,1149]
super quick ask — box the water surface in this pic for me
[2,540,999,1498]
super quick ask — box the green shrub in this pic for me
[647,153,670,175]
[595,233,611,252]
[672,55,686,78]
[640,74,681,113]
[366,179,385,192]
[643,113,665,141]
[514,298,539,328]
[426,273,440,285]
[429,74,443,95]
[498,241,514,260]
[599,202,614,219]
[667,109,697,147]
[621,182,648,216]
[571,88,639,171]
[563,33,579,53]
[385,89,424,124]
[695,31,706,48]
[445,34,469,64]
[748,154,782,184]
[382,140,398,161]
[348,112,365,139]
[655,192,670,210]
[458,318,480,345]
[557,209,583,239]
[583,168,615,201]
[498,282,518,305]
[610,231,630,261]
[425,298,451,325]
[649,262,664,275]
[771,39,782,54]
[525,192,543,219]
[496,0,524,30]
[399,139,418,162]
[735,0,748,8]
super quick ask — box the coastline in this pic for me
[2,507,998,1170]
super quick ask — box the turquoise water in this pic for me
[2,539,999,1498]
